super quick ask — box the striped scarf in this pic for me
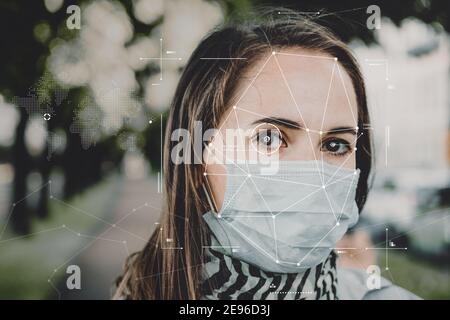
[201,247,339,300]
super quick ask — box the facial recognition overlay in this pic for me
[200,51,361,273]
[0,0,448,301]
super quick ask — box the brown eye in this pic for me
[321,138,351,156]
[254,129,286,153]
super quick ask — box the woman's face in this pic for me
[204,48,359,211]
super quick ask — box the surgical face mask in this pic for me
[203,160,360,273]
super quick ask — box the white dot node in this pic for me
[203,172,207,176]
[276,260,279,264]
[233,105,236,109]
[272,51,276,55]
[248,174,251,177]
[334,57,338,61]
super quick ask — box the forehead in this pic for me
[225,48,358,130]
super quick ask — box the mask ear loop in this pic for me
[201,141,236,255]
[202,172,237,255]
[202,141,219,214]
[202,177,219,214]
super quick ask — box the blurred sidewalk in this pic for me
[56,175,162,299]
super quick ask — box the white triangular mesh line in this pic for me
[272,53,326,188]
[296,224,339,266]
[320,60,338,179]
[232,107,276,217]
[336,63,357,125]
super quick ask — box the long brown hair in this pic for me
[114,7,372,300]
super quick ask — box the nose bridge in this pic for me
[286,132,321,161]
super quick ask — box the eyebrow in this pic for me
[324,127,357,135]
[251,118,357,135]
[251,117,304,130]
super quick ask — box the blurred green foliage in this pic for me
[0,174,121,299]
[380,251,450,299]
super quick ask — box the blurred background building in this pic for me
[0,0,448,299]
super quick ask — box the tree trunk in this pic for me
[11,108,31,234]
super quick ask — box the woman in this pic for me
[115,8,419,300]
